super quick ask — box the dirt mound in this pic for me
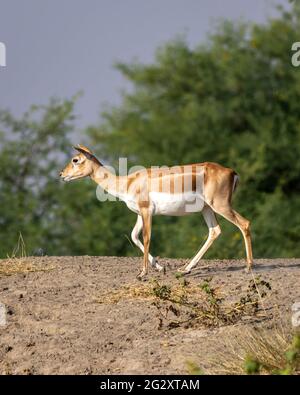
[0,256,299,374]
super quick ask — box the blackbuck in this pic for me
[60,145,253,279]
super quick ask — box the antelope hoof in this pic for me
[151,258,164,272]
[156,261,164,272]
[245,263,253,273]
[136,270,147,280]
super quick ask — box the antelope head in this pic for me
[60,145,101,182]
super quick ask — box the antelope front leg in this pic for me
[131,215,163,271]
[137,207,152,279]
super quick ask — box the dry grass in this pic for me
[204,326,299,375]
[8,232,27,259]
[95,279,206,304]
[0,233,55,277]
[0,258,56,277]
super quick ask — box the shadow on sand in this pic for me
[185,261,300,279]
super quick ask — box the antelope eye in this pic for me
[72,158,79,164]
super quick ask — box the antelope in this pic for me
[60,145,253,279]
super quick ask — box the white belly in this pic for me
[120,192,204,216]
[150,192,204,216]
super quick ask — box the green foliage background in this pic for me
[0,2,300,259]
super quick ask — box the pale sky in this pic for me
[0,0,287,131]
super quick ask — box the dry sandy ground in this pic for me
[0,256,299,375]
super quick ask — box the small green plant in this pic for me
[151,276,271,329]
[186,361,204,375]
[200,277,222,306]
[152,283,171,300]
[244,356,262,375]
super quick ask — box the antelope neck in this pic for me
[90,164,128,198]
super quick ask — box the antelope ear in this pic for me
[74,145,95,160]
[73,144,102,165]
[73,144,93,155]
